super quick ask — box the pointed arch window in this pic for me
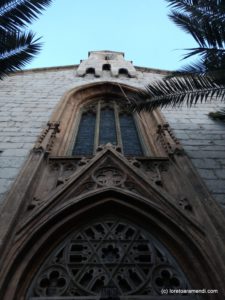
[71,101,144,157]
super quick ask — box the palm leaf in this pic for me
[131,0,225,113]
[0,0,51,78]
[169,11,225,48]
[131,75,225,112]
[0,31,41,78]
[0,0,52,31]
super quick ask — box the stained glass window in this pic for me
[72,101,144,157]
[99,107,117,146]
[72,111,96,156]
[120,113,143,156]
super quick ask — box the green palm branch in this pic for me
[0,0,52,79]
[132,0,225,111]
[131,75,225,112]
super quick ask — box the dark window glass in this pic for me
[120,114,143,156]
[99,107,117,145]
[72,112,96,155]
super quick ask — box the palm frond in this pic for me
[177,59,207,74]
[183,47,225,60]
[0,0,52,31]
[169,12,206,46]
[181,48,225,73]
[130,75,225,112]
[0,31,41,78]
[131,1,225,113]
[169,11,225,48]
[166,0,225,17]
[0,0,51,78]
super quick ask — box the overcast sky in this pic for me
[27,0,198,71]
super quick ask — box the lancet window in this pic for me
[71,101,144,156]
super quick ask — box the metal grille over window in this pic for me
[72,101,144,157]
[72,111,96,156]
[27,217,192,299]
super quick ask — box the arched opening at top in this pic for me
[118,68,129,76]
[102,64,111,71]
[86,67,95,75]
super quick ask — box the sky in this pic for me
[27,0,198,71]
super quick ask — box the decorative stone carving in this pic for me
[152,265,186,294]
[78,157,90,166]
[27,197,41,210]
[75,181,97,195]
[127,158,141,168]
[76,51,137,78]
[137,158,170,186]
[96,144,122,154]
[48,159,81,181]
[33,122,60,154]
[179,197,193,212]
[27,217,191,298]
[93,167,125,187]
[123,180,142,195]
[157,123,183,156]
[34,266,69,297]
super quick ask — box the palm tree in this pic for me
[0,0,52,79]
[132,0,225,112]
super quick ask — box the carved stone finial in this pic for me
[33,121,60,155]
[157,123,183,156]
[179,197,193,212]
[47,121,60,133]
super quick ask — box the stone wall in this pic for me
[0,59,224,210]
[163,104,225,208]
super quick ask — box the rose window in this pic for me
[28,217,192,298]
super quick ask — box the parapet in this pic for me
[77,50,137,78]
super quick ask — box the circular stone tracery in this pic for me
[93,167,125,187]
[30,218,190,298]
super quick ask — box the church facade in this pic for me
[0,51,225,299]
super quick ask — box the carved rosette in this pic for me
[93,167,126,187]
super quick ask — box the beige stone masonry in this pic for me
[0,51,224,210]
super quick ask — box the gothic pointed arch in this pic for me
[1,192,216,299]
[1,80,225,300]
[27,215,192,298]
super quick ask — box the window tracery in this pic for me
[27,217,192,299]
[71,100,144,157]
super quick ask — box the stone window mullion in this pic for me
[114,102,123,153]
[93,101,101,154]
